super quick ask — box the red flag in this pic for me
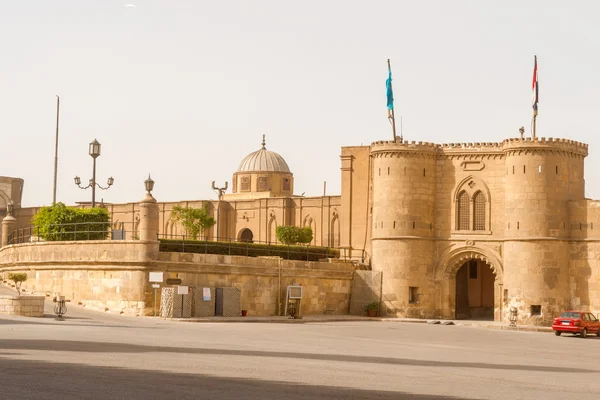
[532,56,539,114]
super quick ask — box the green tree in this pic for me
[276,226,313,245]
[32,203,109,241]
[8,272,27,296]
[170,204,216,240]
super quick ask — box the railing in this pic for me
[158,234,341,262]
[7,222,140,245]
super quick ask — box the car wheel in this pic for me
[554,331,561,336]
[597,330,600,337]
[581,328,587,338]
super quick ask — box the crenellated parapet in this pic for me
[370,140,438,159]
[370,137,589,160]
[501,137,588,158]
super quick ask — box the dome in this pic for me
[237,136,291,173]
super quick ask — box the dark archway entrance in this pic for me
[455,259,495,320]
[238,228,253,243]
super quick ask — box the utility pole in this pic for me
[52,95,60,204]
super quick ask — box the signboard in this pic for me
[149,272,164,283]
[287,285,303,299]
[151,283,160,289]
[177,285,190,295]
[166,278,182,285]
[202,287,211,301]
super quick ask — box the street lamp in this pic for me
[74,139,114,207]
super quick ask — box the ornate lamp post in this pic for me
[212,181,228,240]
[74,139,114,207]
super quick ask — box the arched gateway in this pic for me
[435,245,504,321]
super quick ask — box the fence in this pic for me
[7,222,140,245]
[158,234,341,262]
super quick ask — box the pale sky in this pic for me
[2,0,599,207]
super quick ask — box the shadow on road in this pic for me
[0,339,594,374]
[0,357,481,400]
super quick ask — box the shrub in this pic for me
[276,226,313,245]
[8,272,27,296]
[32,202,109,241]
[170,205,215,240]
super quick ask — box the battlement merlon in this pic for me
[369,137,588,158]
[501,137,588,157]
[370,140,438,157]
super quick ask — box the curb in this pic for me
[167,316,553,332]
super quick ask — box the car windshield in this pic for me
[560,312,580,319]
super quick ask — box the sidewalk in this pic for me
[171,314,553,333]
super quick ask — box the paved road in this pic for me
[1,304,599,400]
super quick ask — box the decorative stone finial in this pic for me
[519,126,525,139]
[6,202,13,217]
[261,134,266,149]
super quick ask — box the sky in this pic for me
[1,0,599,207]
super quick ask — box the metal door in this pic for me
[215,288,223,316]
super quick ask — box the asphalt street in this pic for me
[0,302,599,400]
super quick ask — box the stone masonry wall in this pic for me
[0,241,357,317]
[0,295,44,316]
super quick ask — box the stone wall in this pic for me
[0,241,358,317]
[155,252,357,316]
[0,295,44,316]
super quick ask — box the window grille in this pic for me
[473,192,486,230]
[457,191,470,230]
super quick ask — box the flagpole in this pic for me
[532,55,538,139]
[52,95,60,204]
[387,59,397,142]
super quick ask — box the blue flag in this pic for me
[386,65,394,116]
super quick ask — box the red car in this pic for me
[552,311,600,338]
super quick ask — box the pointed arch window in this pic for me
[454,177,491,232]
[473,191,486,231]
[457,191,470,230]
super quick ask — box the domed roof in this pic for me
[237,136,291,173]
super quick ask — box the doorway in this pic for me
[238,228,253,243]
[455,259,494,320]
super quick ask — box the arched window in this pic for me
[473,191,486,231]
[457,191,470,230]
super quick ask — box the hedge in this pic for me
[32,202,110,241]
[159,239,339,262]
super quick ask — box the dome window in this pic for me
[258,176,269,191]
[240,176,251,191]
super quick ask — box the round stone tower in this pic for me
[502,137,588,325]
[370,140,438,318]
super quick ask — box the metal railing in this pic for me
[7,222,139,245]
[158,234,342,262]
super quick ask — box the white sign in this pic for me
[177,285,190,295]
[149,272,164,283]
[202,287,211,301]
[151,283,160,289]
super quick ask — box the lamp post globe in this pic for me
[145,175,155,193]
[89,139,101,159]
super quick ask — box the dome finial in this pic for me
[261,134,266,149]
